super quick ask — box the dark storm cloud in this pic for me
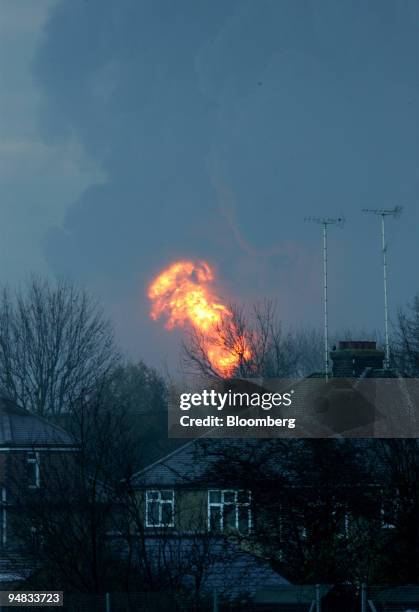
[37,1,236,278]
[34,0,418,361]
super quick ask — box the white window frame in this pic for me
[145,490,175,528]
[207,489,252,533]
[27,452,41,489]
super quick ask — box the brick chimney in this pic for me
[330,341,385,377]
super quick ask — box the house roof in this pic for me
[113,534,290,597]
[130,427,392,491]
[131,439,222,487]
[0,397,76,449]
[130,437,307,488]
[182,538,290,597]
[132,365,417,488]
[0,555,33,583]
[253,585,331,604]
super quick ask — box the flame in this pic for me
[148,260,251,376]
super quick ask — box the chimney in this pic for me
[330,341,385,377]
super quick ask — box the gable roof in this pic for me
[131,436,273,488]
[130,432,388,490]
[130,437,303,488]
[131,439,216,487]
[113,534,290,597]
[0,397,76,449]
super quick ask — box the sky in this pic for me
[0,0,418,369]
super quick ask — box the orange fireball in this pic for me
[148,260,251,376]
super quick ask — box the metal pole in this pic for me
[105,592,111,612]
[323,223,329,382]
[305,215,344,381]
[361,583,367,612]
[381,214,390,369]
[362,206,401,368]
[213,589,218,612]
[316,584,321,612]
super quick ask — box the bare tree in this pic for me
[10,399,246,609]
[394,293,419,375]
[100,360,171,468]
[372,439,419,583]
[0,277,119,416]
[105,361,167,415]
[8,392,139,594]
[183,299,324,379]
[123,465,271,610]
[196,439,392,585]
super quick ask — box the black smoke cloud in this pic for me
[34,0,418,364]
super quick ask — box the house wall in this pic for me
[0,450,77,550]
[4,451,76,498]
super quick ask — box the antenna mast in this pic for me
[362,206,402,369]
[305,216,345,382]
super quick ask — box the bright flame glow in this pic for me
[148,260,251,376]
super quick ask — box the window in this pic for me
[208,490,251,533]
[145,490,174,527]
[27,452,40,489]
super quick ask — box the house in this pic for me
[127,340,411,598]
[129,439,290,601]
[0,397,78,584]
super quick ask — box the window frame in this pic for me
[207,489,252,533]
[145,490,175,528]
[27,451,41,489]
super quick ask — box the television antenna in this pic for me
[305,216,345,382]
[362,206,402,369]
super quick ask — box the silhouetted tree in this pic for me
[8,392,136,593]
[372,439,419,583]
[0,277,119,416]
[183,299,324,379]
[197,438,393,585]
[102,361,171,467]
[394,293,419,375]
